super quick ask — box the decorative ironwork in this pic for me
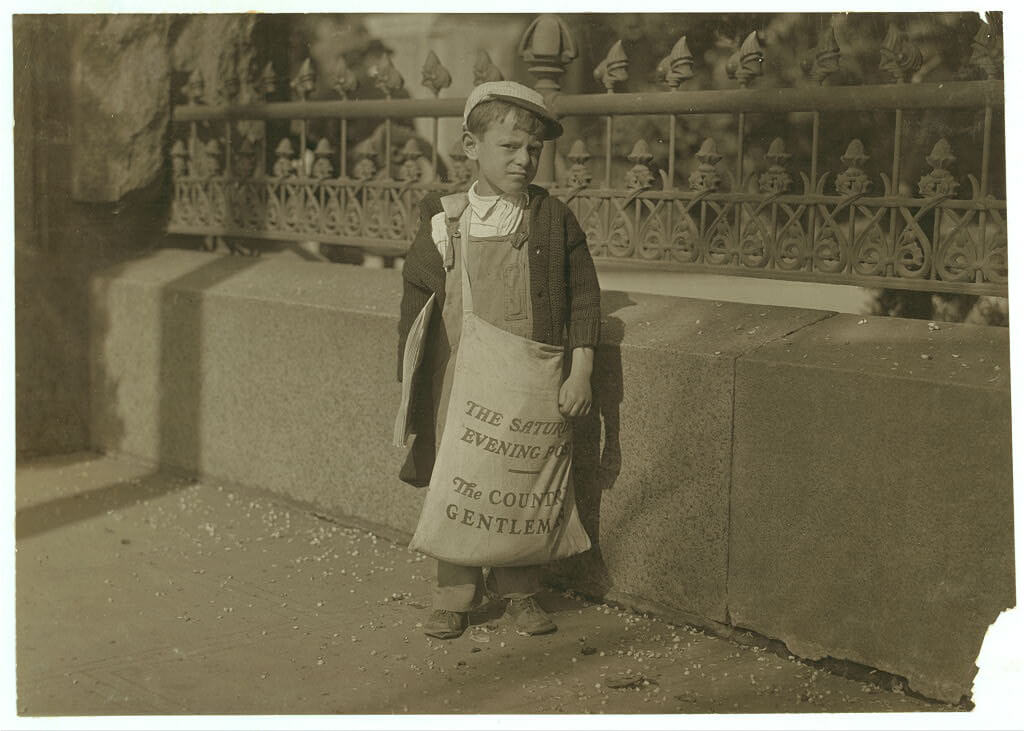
[879,23,922,83]
[421,51,451,97]
[235,137,258,179]
[202,139,223,177]
[168,13,1007,296]
[291,58,316,101]
[835,139,871,195]
[658,36,695,89]
[352,139,379,182]
[312,138,335,179]
[274,138,296,178]
[519,13,578,93]
[217,54,240,104]
[369,55,405,98]
[473,50,504,85]
[332,58,358,99]
[398,139,424,183]
[594,40,628,92]
[802,24,841,84]
[917,138,959,197]
[625,140,655,190]
[566,140,592,189]
[447,139,473,186]
[689,138,723,192]
[256,62,277,99]
[171,140,188,177]
[727,32,764,87]
[758,138,792,194]
[969,19,1002,80]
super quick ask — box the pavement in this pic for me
[14,452,952,717]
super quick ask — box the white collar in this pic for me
[467,181,529,220]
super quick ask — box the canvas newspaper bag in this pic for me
[398,197,591,566]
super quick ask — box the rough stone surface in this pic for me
[729,313,1014,704]
[557,292,831,622]
[90,250,419,533]
[70,15,173,201]
[65,14,261,202]
[170,15,259,105]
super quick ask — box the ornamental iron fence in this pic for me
[168,14,1007,296]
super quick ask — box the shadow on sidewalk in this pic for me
[15,473,195,541]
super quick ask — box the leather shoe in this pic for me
[423,609,468,639]
[504,596,557,636]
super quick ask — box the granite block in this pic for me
[730,313,1014,703]
[558,290,832,622]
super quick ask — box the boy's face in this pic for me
[463,110,543,196]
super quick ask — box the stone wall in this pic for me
[88,249,1013,704]
[14,14,259,456]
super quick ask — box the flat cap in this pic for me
[463,80,563,140]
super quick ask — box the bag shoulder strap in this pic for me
[439,193,469,270]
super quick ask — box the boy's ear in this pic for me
[462,131,479,162]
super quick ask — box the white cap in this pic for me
[462,81,563,141]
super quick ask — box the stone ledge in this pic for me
[730,314,1012,703]
[92,248,403,317]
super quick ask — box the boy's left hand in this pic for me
[558,374,592,417]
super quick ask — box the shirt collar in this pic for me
[467,181,529,220]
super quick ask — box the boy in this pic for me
[397,81,601,639]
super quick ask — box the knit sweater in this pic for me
[396,183,602,486]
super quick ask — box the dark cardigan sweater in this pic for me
[396,183,602,486]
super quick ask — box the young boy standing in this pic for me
[397,81,601,640]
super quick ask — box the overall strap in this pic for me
[457,207,475,315]
[439,193,469,271]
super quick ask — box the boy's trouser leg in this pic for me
[432,560,483,612]
[491,565,541,600]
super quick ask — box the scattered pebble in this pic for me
[605,672,647,689]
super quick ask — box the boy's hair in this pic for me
[465,100,547,139]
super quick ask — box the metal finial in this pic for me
[727,31,764,87]
[689,138,722,192]
[836,139,871,194]
[625,139,655,190]
[594,40,628,92]
[257,62,277,99]
[566,139,592,188]
[801,23,841,85]
[968,18,1002,80]
[879,23,922,83]
[368,55,405,98]
[473,50,505,85]
[758,138,792,194]
[918,138,959,196]
[332,57,358,99]
[291,58,316,100]
[659,35,694,89]
[421,51,452,97]
[518,14,577,93]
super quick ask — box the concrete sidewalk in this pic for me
[15,453,949,716]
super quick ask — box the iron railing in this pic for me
[168,14,1006,296]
